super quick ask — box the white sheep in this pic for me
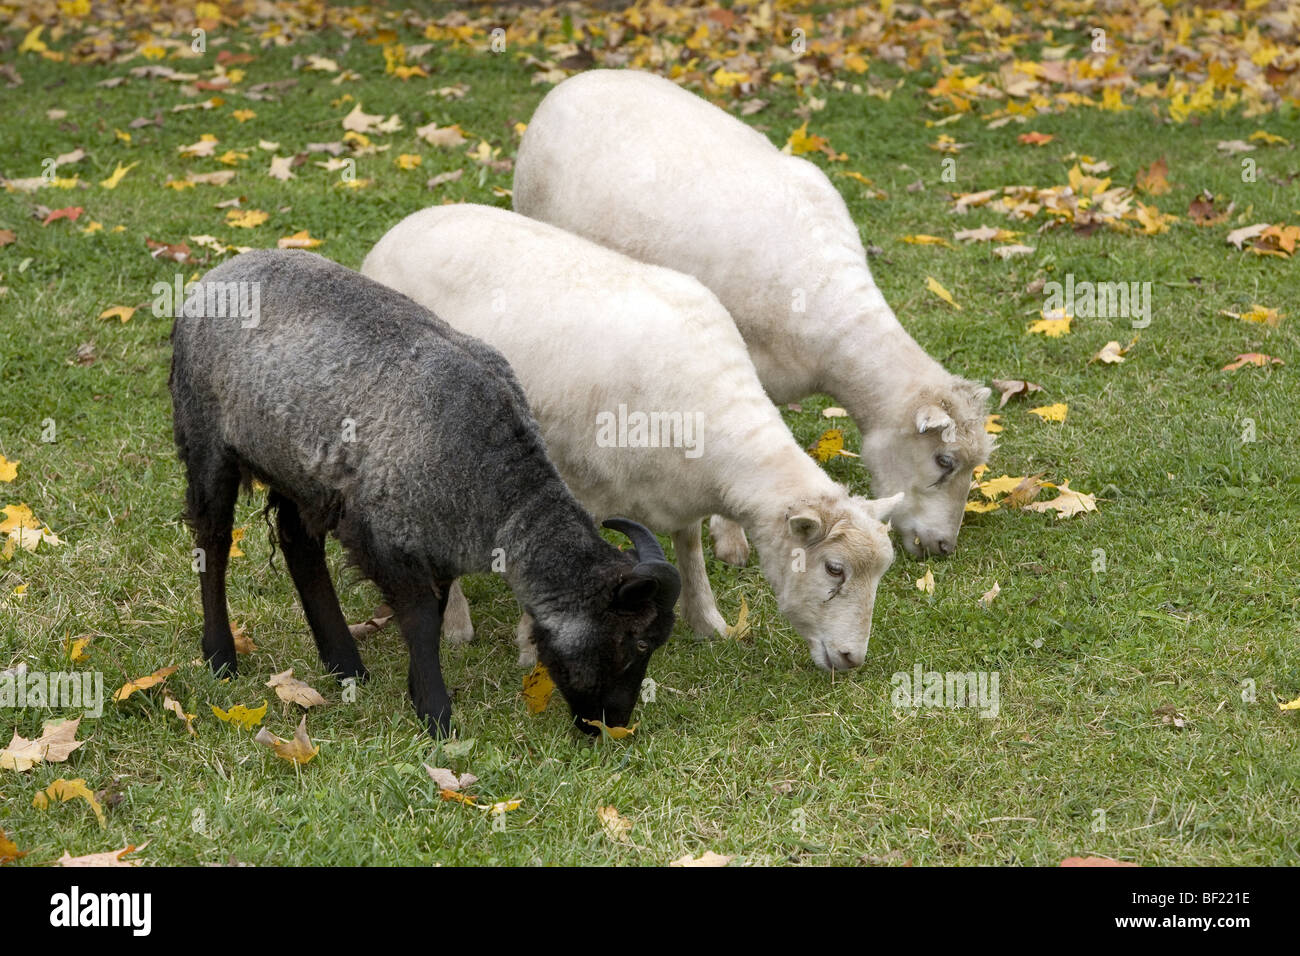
[514,69,993,561]
[362,204,902,671]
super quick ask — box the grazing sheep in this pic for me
[514,69,993,560]
[169,249,679,736]
[362,205,902,671]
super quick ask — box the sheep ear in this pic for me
[860,491,904,523]
[915,404,955,436]
[614,576,659,611]
[787,508,823,541]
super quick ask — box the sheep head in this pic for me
[758,491,900,671]
[529,517,680,733]
[859,376,993,559]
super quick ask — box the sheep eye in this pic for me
[636,639,649,653]
[935,453,957,473]
[824,560,845,579]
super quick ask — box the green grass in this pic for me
[1,7,1298,866]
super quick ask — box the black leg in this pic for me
[275,496,368,682]
[184,453,241,677]
[393,584,452,737]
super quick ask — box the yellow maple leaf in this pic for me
[786,121,829,156]
[229,527,245,557]
[0,828,26,864]
[902,234,954,247]
[985,414,1003,433]
[965,499,999,514]
[64,635,91,662]
[916,568,935,594]
[113,665,178,702]
[0,456,17,482]
[808,428,846,463]
[231,108,257,122]
[925,276,962,310]
[1278,696,1300,711]
[726,596,751,640]
[1027,313,1072,336]
[99,161,138,190]
[98,305,136,323]
[225,209,268,229]
[210,700,268,729]
[522,663,555,714]
[277,230,322,249]
[1023,479,1097,519]
[395,153,423,170]
[33,778,105,827]
[1029,403,1068,423]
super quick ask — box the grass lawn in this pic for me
[1,2,1297,866]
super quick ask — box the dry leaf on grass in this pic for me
[0,828,27,864]
[584,720,638,739]
[113,665,178,702]
[598,805,633,842]
[1,717,85,771]
[254,716,318,764]
[56,842,147,867]
[671,850,732,867]
[424,765,478,791]
[990,379,1043,408]
[33,778,105,826]
[266,669,327,708]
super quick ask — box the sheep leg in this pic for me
[394,587,453,736]
[671,523,729,639]
[185,452,241,677]
[441,579,474,644]
[708,514,751,567]
[515,611,538,668]
[275,496,368,682]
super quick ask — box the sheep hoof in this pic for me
[708,515,750,567]
[685,608,728,641]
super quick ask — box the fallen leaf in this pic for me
[822,406,847,418]
[992,243,1035,259]
[0,717,84,772]
[99,161,139,190]
[671,850,732,867]
[209,701,267,729]
[98,305,136,323]
[1279,696,1300,712]
[225,209,268,229]
[584,720,638,739]
[1060,856,1137,867]
[33,778,105,827]
[113,665,177,702]
[348,605,393,639]
[0,456,17,482]
[598,805,633,842]
[56,843,147,867]
[522,663,556,714]
[1225,223,1268,250]
[277,229,321,249]
[925,276,962,310]
[808,428,858,462]
[1027,313,1071,336]
[266,669,327,708]
[903,234,953,248]
[726,596,752,640]
[1220,305,1283,327]
[0,828,26,864]
[916,568,935,594]
[984,414,1003,433]
[1018,131,1053,146]
[42,206,84,226]
[1222,353,1283,372]
[1135,157,1171,195]
[1024,480,1096,519]
[163,693,197,737]
[424,765,478,791]
[1029,403,1068,423]
[230,621,257,654]
[254,716,319,764]
[990,379,1044,408]
[267,155,295,181]
[1091,340,1132,364]
[979,582,1001,607]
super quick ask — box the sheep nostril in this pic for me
[838,649,862,669]
[937,539,953,555]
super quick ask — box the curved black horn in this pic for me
[602,516,667,564]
